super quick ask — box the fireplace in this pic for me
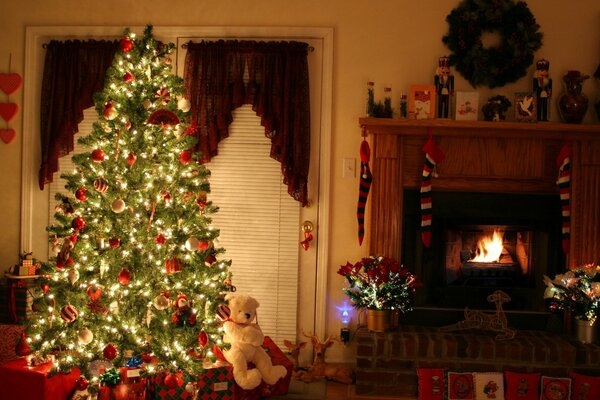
[400,190,564,329]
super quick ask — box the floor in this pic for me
[273,380,415,400]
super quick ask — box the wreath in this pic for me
[442,0,543,89]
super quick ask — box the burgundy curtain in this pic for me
[184,40,311,206]
[38,40,118,190]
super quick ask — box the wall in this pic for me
[0,0,598,363]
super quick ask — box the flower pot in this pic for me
[367,309,391,332]
[574,318,598,344]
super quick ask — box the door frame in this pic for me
[21,25,333,339]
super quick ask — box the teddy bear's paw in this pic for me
[263,365,287,385]
[235,368,263,390]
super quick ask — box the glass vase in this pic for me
[558,70,589,124]
[574,317,598,344]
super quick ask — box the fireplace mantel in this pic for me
[359,117,600,267]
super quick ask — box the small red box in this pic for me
[0,358,79,400]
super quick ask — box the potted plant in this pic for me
[337,256,420,332]
[543,264,600,343]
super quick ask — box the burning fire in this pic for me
[471,230,504,263]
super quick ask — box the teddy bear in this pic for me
[222,293,287,390]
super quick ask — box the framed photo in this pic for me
[514,92,537,122]
[455,91,479,121]
[409,85,436,120]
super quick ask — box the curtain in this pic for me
[184,40,311,206]
[38,40,118,190]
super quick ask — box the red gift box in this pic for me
[233,336,293,400]
[0,358,79,400]
[196,362,235,399]
[98,379,147,400]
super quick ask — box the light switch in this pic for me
[343,158,356,178]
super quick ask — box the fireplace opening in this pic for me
[400,190,564,330]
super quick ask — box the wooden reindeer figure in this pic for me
[283,339,307,371]
[295,331,354,384]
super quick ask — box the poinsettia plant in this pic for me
[544,264,600,323]
[337,256,420,311]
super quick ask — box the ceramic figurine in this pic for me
[434,56,454,119]
[533,59,552,121]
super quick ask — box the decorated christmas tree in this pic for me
[27,25,232,388]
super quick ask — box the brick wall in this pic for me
[355,326,600,397]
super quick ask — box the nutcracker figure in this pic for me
[434,56,454,118]
[533,59,552,121]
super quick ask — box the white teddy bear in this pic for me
[222,293,287,390]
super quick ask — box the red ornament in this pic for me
[147,109,180,126]
[103,343,118,360]
[71,216,86,231]
[198,330,208,348]
[75,376,89,391]
[109,238,120,248]
[103,101,117,120]
[165,258,182,273]
[123,72,134,83]
[93,177,108,193]
[216,304,231,322]
[155,87,171,105]
[164,373,179,389]
[197,241,210,251]
[155,234,166,245]
[75,187,87,201]
[204,254,217,267]
[91,149,105,163]
[86,285,102,300]
[60,304,78,323]
[118,268,131,285]
[212,344,227,362]
[141,353,153,363]
[120,37,133,53]
[66,257,74,266]
[41,283,49,294]
[69,234,79,244]
[127,152,137,167]
[178,150,192,165]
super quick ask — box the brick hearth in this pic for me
[355,326,600,398]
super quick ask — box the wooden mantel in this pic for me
[359,117,600,266]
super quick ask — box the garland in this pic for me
[442,0,543,89]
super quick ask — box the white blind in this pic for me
[207,105,300,346]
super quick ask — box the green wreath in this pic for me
[442,0,543,89]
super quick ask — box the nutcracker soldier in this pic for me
[435,56,454,118]
[533,59,552,121]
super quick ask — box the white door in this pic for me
[176,36,323,365]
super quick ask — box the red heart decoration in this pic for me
[0,73,23,95]
[0,128,16,144]
[0,103,18,122]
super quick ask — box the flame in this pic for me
[471,230,504,263]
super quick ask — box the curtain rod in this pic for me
[180,42,314,52]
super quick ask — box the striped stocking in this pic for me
[420,135,445,248]
[556,144,572,255]
[357,139,373,246]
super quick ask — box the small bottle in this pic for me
[367,81,375,117]
[383,84,393,118]
[399,93,408,118]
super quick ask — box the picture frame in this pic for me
[455,91,479,121]
[514,92,537,122]
[409,85,436,120]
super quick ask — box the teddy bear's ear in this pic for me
[224,293,237,302]
[251,297,260,309]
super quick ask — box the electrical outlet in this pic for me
[341,327,350,343]
[343,158,356,178]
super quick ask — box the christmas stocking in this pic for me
[556,143,573,255]
[420,135,445,248]
[357,139,372,245]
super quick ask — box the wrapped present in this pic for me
[233,336,293,400]
[0,278,36,324]
[196,362,235,399]
[0,357,79,400]
[98,379,147,400]
[151,371,191,400]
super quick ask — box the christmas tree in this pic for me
[27,25,232,386]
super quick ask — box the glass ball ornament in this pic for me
[112,199,126,213]
[77,327,94,345]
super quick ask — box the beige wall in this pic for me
[0,0,598,362]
